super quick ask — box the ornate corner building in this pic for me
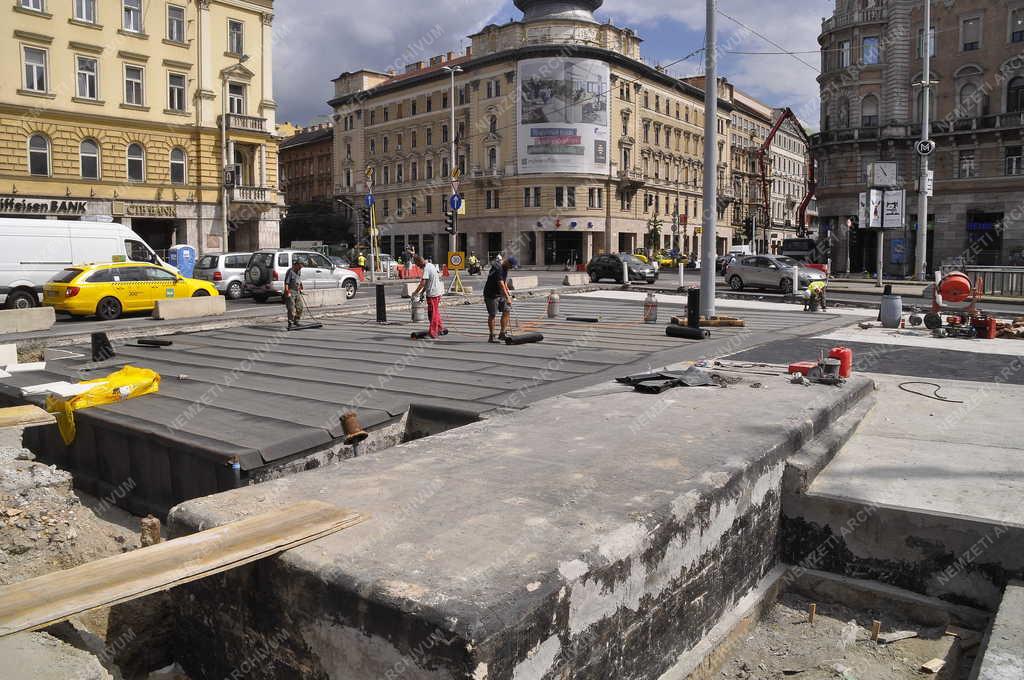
[330,0,758,266]
[2,0,281,255]
[813,0,1024,273]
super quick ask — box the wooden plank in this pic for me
[0,405,55,431]
[0,500,365,637]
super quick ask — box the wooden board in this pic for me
[0,405,55,431]
[0,500,365,637]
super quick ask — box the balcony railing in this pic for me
[822,6,886,33]
[220,114,268,133]
[231,185,274,203]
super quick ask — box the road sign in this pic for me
[925,170,934,197]
[694,227,703,235]
[916,139,936,156]
[365,194,375,207]
[449,194,463,212]
[447,251,465,271]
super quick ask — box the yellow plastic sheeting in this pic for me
[45,366,161,444]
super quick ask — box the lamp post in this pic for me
[442,64,462,253]
[221,54,249,254]
[700,0,718,318]
[914,0,933,280]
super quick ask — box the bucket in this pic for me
[880,294,903,329]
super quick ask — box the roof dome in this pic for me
[513,0,603,23]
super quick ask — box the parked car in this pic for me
[193,252,252,300]
[587,253,658,284]
[0,217,169,309]
[243,249,359,302]
[725,254,826,293]
[43,262,217,320]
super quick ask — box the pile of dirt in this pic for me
[723,592,973,679]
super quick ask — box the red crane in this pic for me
[756,108,816,238]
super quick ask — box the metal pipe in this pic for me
[700,0,718,319]
[915,0,931,280]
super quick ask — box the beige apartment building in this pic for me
[1,0,280,255]
[330,0,737,266]
[814,0,1024,273]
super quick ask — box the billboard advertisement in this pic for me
[517,57,610,175]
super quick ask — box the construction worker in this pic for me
[412,254,446,338]
[357,252,367,269]
[283,259,305,328]
[803,279,828,312]
[484,255,517,343]
[467,251,481,275]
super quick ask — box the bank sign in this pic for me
[0,196,88,215]
[517,57,610,176]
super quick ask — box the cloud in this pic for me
[272,0,506,124]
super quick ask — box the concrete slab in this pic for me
[976,582,1024,680]
[816,324,1024,357]
[0,306,56,333]
[0,632,112,680]
[151,295,226,320]
[168,375,874,680]
[509,274,539,290]
[301,288,348,308]
[563,272,589,286]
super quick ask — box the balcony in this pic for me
[220,114,268,133]
[617,168,646,192]
[821,6,886,33]
[231,185,275,203]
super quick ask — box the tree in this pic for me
[645,215,664,258]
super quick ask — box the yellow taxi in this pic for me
[43,262,218,320]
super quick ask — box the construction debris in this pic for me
[877,630,918,644]
[920,658,945,673]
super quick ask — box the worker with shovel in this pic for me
[283,259,305,329]
[484,255,517,343]
[412,254,446,338]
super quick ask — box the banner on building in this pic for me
[517,57,610,175]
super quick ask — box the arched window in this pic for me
[1008,77,1024,113]
[958,83,980,117]
[127,143,145,182]
[170,148,187,184]
[861,96,879,127]
[80,139,100,179]
[487,147,497,170]
[28,134,50,176]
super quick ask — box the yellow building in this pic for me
[2,0,280,255]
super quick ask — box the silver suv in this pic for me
[193,252,252,300]
[725,254,826,293]
[243,249,359,302]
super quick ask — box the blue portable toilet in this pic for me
[166,244,197,278]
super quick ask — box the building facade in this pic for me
[768,108,815,251]
[2,0,280,256]
[330,0,738,267]
[279,123,334,205]
[814,0,1024,274]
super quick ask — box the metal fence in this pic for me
[941,266,1024,298]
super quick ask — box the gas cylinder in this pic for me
[643,292,658,324]
[411,295,427,322]
[547,292,560,318]
[828,347,853,378]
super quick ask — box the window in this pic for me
[441,158,449,178]
[28,135,49,176]
[426,128,433,146]
[124,65,144,105]
[1006,146,1023,176]
[838,40,851,69]
[961,17,981,51]
[426,96,432,113]
[167,5,186,43]
[74,0,96,23]
[862,37,880,65]
[524,187,541,208]
[411,131,417,148]
[958,150,977,179]
[487,147,497,169]
[123,0,143,32]
[76,56,98,100]
[382,166,390,184]
[441,125,449,143]
[861,95,879,127]
[369,139,376,154]
[80,139,99,179]
[410,197,417,215]
[426,195,433,214]
[442,92,448,108]
[394,162,403,183]
[23,47,47,92]
[170,148,187,184]
[168,73,186,111]
[127,143,145,182]
[382,136,389,153]
[21,0,43,11]
[228,20,244,55]
[411,162,418,181]
[146,266,178,282]
[918,27,936,58]
[411,101,417,116]
[426,159,433,179]
[958,82,981,118]
[228,82,245,114]
[485,189,499,210]
[588,188,603,209]
[555,186,576,208]
[1013,9,1024,43]
[1008,77,1024,113]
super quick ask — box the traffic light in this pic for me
[359,207,371,229]
[444,207,457,235]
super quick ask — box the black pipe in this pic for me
[566,316,600,323]
[666,325,710,340]
[376,283,387,323]
[505,332,544,345]
[410,330,430,339]
[137,338,173,347]
[686,289,700,328]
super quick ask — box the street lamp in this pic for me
[221,53,249,254]
[441,64,462,253]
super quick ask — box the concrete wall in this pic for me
[0,307,55,333]
[152,296,226,321]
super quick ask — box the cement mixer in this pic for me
[925,271,983,329]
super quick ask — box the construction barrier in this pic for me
[509,275,539,291]
[563,272,589,286]
[302,289,348,308]
[0,306,56,333]
[152,296,226,321]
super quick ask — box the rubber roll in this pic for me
[505,332,544,345]
[566,316,600,323]
[665,325,710,340]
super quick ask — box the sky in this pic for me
[273,0,829,128]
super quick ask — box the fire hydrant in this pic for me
[547,292,560,318]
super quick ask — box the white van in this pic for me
[0,218,167,309]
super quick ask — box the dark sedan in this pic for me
[587,253,658,284]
